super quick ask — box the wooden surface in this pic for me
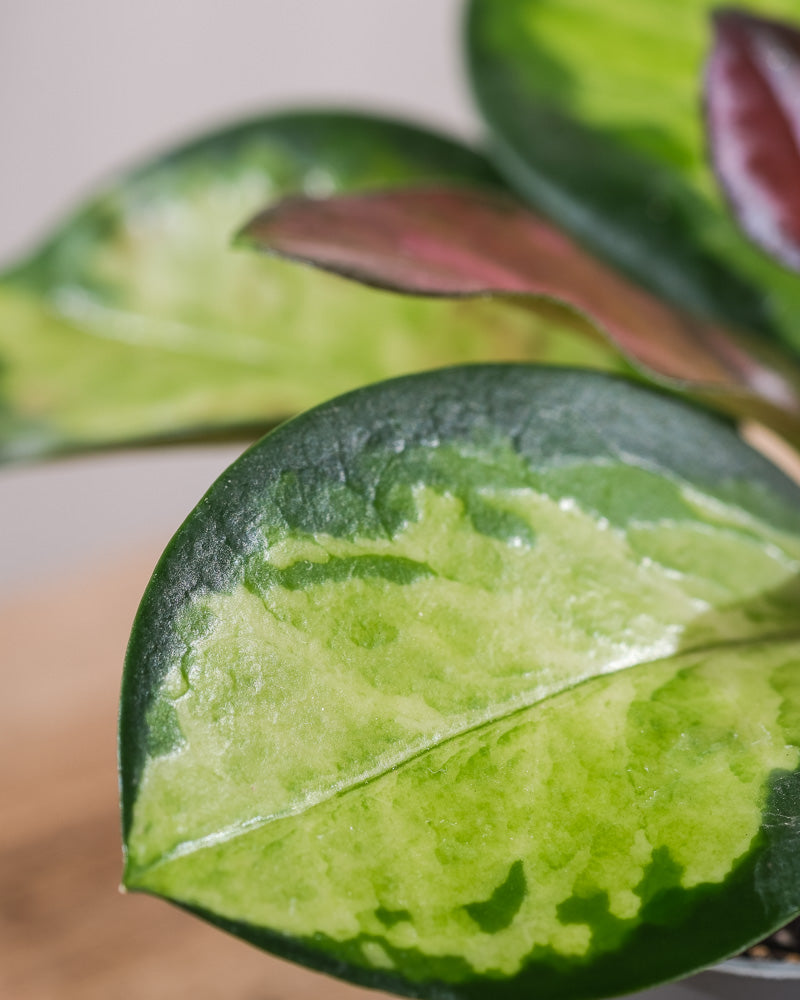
[0,546,388,1000]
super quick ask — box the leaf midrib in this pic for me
[127,625,800,881]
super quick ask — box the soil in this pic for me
[742,917,800,963]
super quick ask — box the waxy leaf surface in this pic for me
[243,186,800,445]
[121,366,800,1000]
[706,8,800,272]
[467,0,800,361]
[0,111,608,462]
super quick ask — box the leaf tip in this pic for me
[232,211,268,252]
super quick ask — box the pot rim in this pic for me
[717,957,800,980]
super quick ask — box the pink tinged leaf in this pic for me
[240,186,800,440]
[706,7,800,272]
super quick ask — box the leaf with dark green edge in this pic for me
[0,110,621,463]
[706,8,800,273]
[241,185,800,447]
[121,365,800,1000]
[466,0,800,364]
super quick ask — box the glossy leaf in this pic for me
[466,0,800,361]
[0,110,616,462]
[121,365,800,1000]
[706,8,800,272]
[242,186,800,446]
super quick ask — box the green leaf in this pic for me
[466,0,800,360]
[121,365,800,1000]
[0,110,619,462]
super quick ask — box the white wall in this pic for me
[0,0,474,265]
[0,0,475,591]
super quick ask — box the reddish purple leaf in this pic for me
[240,186,800,442]
[706,7,800,272]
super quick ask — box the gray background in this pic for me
[0,4,788,996]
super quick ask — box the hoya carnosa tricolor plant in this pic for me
[120,365,800,1000]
